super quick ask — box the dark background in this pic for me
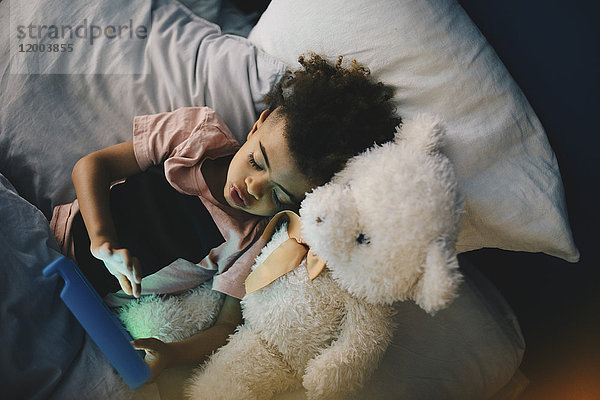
[456,0,600,398]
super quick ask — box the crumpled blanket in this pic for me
[0,173,159,399]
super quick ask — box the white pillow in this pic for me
[248,0,579,262]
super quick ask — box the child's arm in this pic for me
[72,141,144,297]
[132,294,243,381]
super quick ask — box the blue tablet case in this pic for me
[43,256,153,390]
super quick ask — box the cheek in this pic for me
[259,198,277,214]
[227,154,244,181]
[249,201,276,217]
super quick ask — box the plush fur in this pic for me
[302,114,464,312]
[185,114,465,400]
[117,283,224,342]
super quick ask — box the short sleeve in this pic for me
[132,107,239,195]
[133,107,209,170]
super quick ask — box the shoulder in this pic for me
[200,107,240,146]
[169,106,240,152]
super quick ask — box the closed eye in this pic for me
[248,153,263,171]
[273,191,283,209]
[250,152,292,210]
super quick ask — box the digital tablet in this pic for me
[43,256,153,390]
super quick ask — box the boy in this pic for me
[50,54,400,380]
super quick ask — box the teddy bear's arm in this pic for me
[185,324,300,400]
[302,301,395,400]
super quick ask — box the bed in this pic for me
[1,0,591,399]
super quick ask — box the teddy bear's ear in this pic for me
[395,113,445,153]
[412,237,462,315]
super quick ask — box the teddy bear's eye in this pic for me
[356,233,370,245]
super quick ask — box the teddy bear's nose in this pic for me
[315,217,324,224]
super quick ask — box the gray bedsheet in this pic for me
[0,0,285,219]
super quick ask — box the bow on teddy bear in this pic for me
[245,210,327,294]
[185,114,465,400]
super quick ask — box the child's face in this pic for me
[225,109,314,217]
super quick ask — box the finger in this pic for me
[132,337,160,351]
[116,274,133,295]
[120,250,138,282]
[131,257,142,298]
[114,250,139,296]
[132,281,141,298]
[125,262,141,298]
[131,339,165,383]
[132,257,142,284]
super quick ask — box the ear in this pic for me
[412,237,462,314]
[247,109,272,139]
[395,113,445,152]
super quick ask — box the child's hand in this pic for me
[90,241,142,297]
[132,337,172,383]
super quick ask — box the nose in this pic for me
[245,174,269,200]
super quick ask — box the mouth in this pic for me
[229,185,246,207]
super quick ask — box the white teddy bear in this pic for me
[184,114,465,400]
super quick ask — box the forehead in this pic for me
[254,111,288,157]
[258,115,314,198]
[261,110,287,138]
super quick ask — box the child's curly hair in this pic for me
[263,53,401,186]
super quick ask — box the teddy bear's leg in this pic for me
[302,302,395,400]
[185,325,301,400]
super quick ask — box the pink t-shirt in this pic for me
[50,107,268,299]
